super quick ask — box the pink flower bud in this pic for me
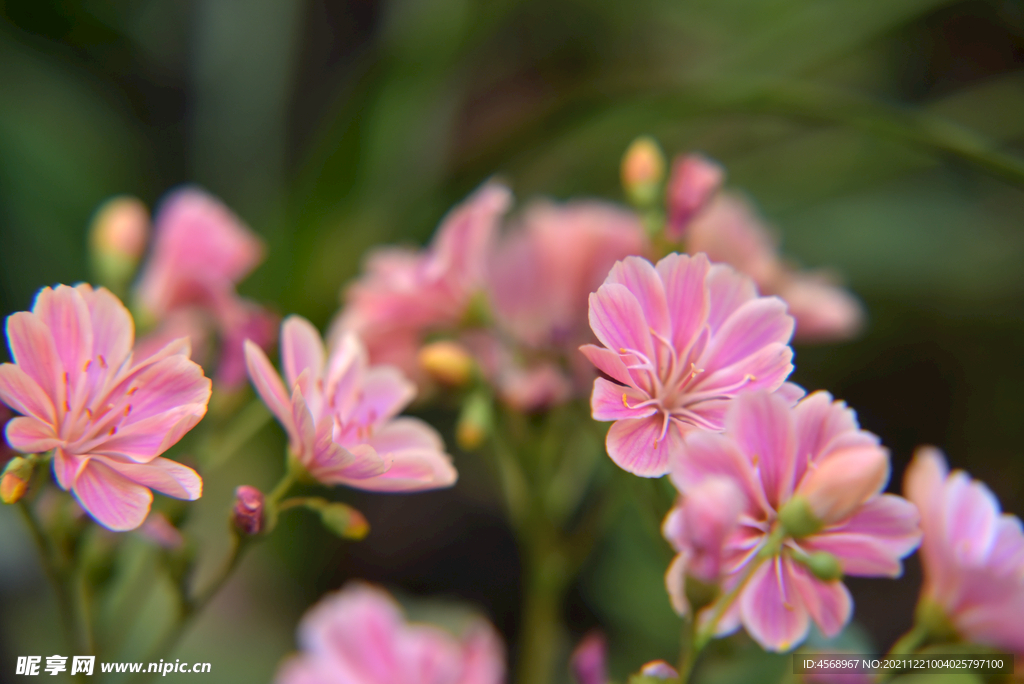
[640,660,679,679]
[90,196,149,261]
[795,445,890,526]
[232,485,265,535]
[570,632,607,684]
[1,456,33,504]
[666,153,724,239]
[621,136,666,207]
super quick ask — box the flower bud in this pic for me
[639,661,679,679]
[232,485,265,535]
[778,496,822,538]
[1,456,33,504]
[457,391,493,451]
[317,501,370,540]
[666,153,724,239]
[621,136,666,208]
[798,550,843,581]
[570,632,606,684]
[89,196,149,290]
[796,446,889,526]
[418,340,475,386]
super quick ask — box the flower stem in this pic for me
[18,501,79,654]
[514,529,568,684]
[677,616,697,683]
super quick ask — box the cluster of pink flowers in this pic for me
[276,583,505,684]
[337,182,649,412]
[245,316,457,492]
[131,188,278,388]
[665,153,864,343]
[0,284,209,530]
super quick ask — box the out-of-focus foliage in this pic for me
[2,0,1024,682]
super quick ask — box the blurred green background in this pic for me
[2,0,1024,682]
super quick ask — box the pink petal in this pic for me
[34,285,93,380]
[456,621,506,684]
[121,354,212,425]
[79,284,134,370]
[93,454,202,500]
[740,557,810,652]
[605,256,671,338]
[705,263,758,332]
[578,344,633,385]
[671,430,767,515]
[0,363,56,423]
[6,311,62,400]
[366,416,444,454]
[726,392,796,508]
[351,419,456,491]
[665,551,691,615]
[804,495,921,577]
[588,284,654,360]
[245,340,296,439]
[281,316,326,390]
[53,447,86,490]
[605,414,682,477]
[788,561,852,638]
[781,274,864,344]
[94,405,207,462]
[701,296,794,374]
[5,416,60,453]
[591,378,656,421]
[72,458,153,531]
[943,471,999,564]
[297,583,403,673]
[351,366,415,426]
[655,252,711,352]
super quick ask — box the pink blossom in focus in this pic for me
[581,253,795,476]
[245,316,457,492]
[666,153,724,239]
[276,582,505,684]
[337,183,512,377]
[685,193,864,343]
[669,390,920,651]
[132,188,277,388]
[904,447,1024,654]
[0,285,209,531]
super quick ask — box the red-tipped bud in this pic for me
[621,136,666,207]
[666,153,724,239]
[418,340,475,386]
[1,456,33,504]
[232,485,265,535]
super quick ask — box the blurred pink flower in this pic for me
[569,632,607,684]
[685,193,863,343]
[904,447,1024,654]
[666,153,724,239]
[581,253,795,476]
[338,183,511,377]
[133,187,277,388]
[137,511,186,549]
[245,316,457,491]
[276,582,505,684]
[0,285,208,531]
[669,391,920,652]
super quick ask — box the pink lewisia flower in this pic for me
[904,447,1024,654]
[581,253,795,476]
[0,285,209,531]
[337,183,511,378]
[245,316,457,491]
[685,194,863,344]
[669,390,920,652]
[133,187,277,388]
[276,583,505,684]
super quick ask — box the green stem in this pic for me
[677,616,697,683]
[514,532,568,684]
[18,502,79,654]
[875,622,932,684]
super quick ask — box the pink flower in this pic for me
[276,582,505,684]
[669,390,920,652]
[132,188,277,388]
[904,447,1024,654]
[581,253,795,476]
[245,316,457,491]
[666,153,724,239]
[337,183,511,377]
[0,285,209,531]
[685,194,863,343]
[569,632,607,684]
